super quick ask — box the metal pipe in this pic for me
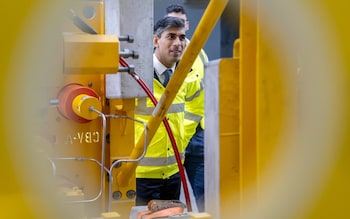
[106,114,148,212]
[55,108,108,204]
[89,107,107,203]
[48,157,108,203]
[117,0,229,186]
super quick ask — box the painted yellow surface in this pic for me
[1,0,350,218]
[237,0,350,218]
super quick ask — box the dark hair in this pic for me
[154,16,185,37]
[166,4,186,15]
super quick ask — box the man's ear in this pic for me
[185,21,190,31]
[153,35,159,48]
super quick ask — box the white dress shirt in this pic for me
[153,54,175,85]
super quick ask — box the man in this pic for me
[134,16,202,206]
[166,4,208,212]
[166,4,209,78]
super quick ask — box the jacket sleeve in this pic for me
[183,69,205,146]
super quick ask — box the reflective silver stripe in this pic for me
[199,50,208,64]
[139,153,185,166]
[185,80,204,102]
[185,111,202,123]
[135,99,184,115]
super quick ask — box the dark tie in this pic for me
[163,69,172,87]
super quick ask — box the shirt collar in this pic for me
[153,54,176,75]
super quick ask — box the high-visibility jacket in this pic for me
[191,48,209,79]
[183,70,204,145]
[185,38,209,132]
[134,69,202,179]
[183,41,208,143]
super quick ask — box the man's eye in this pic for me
[165,34,186,41]
[166,34,174,39]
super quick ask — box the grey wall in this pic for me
[154,0,239,60]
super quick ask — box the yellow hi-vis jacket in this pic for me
[134,69,202,179]
[184,70,204,145]
[185,38,209,79]
[183,46,208,144]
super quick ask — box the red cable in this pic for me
[120,58,192,212]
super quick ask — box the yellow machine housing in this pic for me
[63,34,119,74]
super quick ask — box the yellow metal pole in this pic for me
[240,0,258,217]
[117,0,229,186]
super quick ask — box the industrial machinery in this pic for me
[42,0,225,218]
[42,0,218,218]
[46,0,153,218]
[3,0,350,219]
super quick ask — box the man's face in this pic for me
[154,27,186,67]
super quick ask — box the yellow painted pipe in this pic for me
[117,0,229,186]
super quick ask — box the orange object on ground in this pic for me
[137,200,186,219]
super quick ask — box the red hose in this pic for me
[119,58,192,212]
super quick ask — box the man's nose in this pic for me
[173,37,182,46]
